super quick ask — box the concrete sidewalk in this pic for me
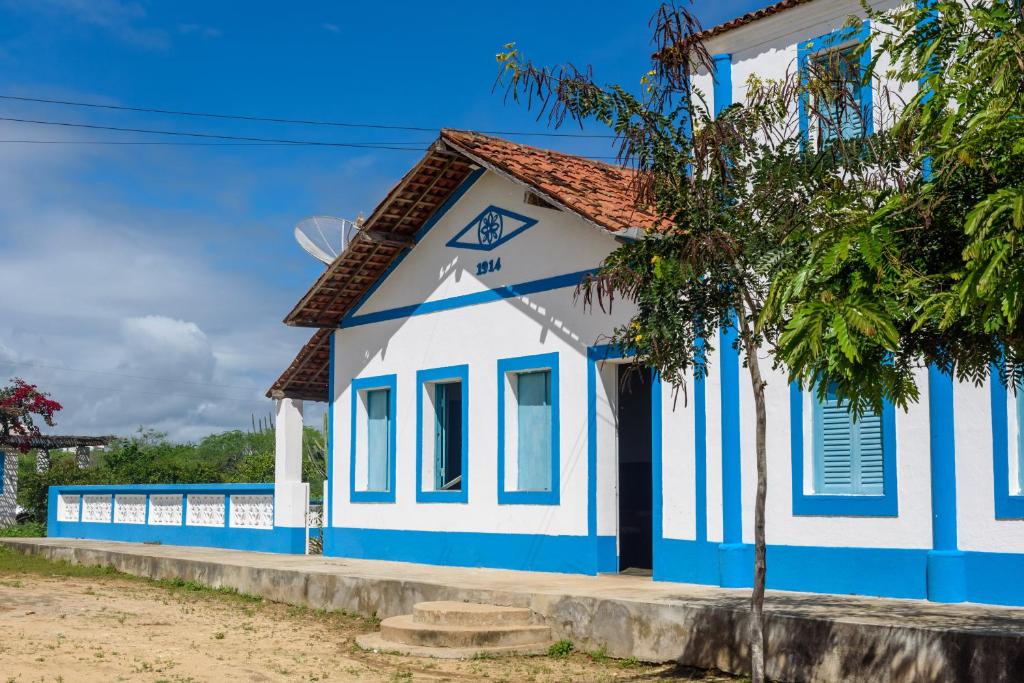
[3,537,1023,682]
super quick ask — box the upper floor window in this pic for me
[812,383,884,495]
[812,46,865,145]
[798,22,872,150]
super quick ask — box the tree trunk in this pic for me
[735,307,769,683]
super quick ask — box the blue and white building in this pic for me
[260,0,1024,608]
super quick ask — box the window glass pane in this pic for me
[517,370,551,491]
[434,382,462,491]
[366,389,390,491]
[813,47,863,144]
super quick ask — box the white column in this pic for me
[274,398,307,528]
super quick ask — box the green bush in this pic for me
[0,522,46,537]
[547,640,574,657]
[15,425,326,522]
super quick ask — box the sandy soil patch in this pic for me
[0,558,737,682]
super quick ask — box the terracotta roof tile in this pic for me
[440,129,660,233]
[693,0,815,43]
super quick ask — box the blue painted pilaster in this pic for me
[926,365,966,602]
[711,52,746,587]
[719,318,746,586]
[694,337,708,545]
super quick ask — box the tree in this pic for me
[497,7,898,680]
[0,378,62,452]
[768,1,1023,412]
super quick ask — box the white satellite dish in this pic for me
[294,215,361,266]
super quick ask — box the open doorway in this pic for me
[617,364,653,573]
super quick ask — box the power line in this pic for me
[0,137,623,160]
[0,115,430,150]
[0,359,260,391]
[0,139,334,146]
[0,93,617,139]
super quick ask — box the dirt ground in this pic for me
[0,548,739,683]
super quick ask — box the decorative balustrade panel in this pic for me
[230,494,274,529]
[47,484,304,554]
[57,493,81,522]
[149,494,184,525]
[114,494,147,524]
[81,494,112,523]
[185,494,225,527]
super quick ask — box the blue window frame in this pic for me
[497,352,560,505]
[798,21,873,149]
[790,382,898,516]
[416,365,469,503]
[349,374,397,503]
[990,368,1024,518]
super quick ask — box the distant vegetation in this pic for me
[16,426,326,523]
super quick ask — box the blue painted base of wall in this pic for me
[596,534,618,573]
[660,539,927,599]
[717,542,752,588]
[927,549,967,603]
[325,527,616,575]
[48,521,306,555]
[323,528,1024,606]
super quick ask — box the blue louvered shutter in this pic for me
[366,388,390,491]
[854,408,884,494]
[814,384,884,495]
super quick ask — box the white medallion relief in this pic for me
[81,494,112,523]
[185,494,225,527]
[56,493,81,522]
[114,494,147,524]
[149,494,183,526]
[229,494,274,529]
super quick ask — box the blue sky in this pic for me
[0,0,767,440]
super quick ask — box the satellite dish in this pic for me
[294,215,361,265]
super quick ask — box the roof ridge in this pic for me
[439,128,633,174]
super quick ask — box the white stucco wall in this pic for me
[330,169,636,538]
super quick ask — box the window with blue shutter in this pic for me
[349,374,397,503]
[497,352,560,505]
[812,46,865,146]
[797,22,873,151]
[434,381,463,491]
[415,365,469,503]
[813,383,884,495]
[516,370,552,492]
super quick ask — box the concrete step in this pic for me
[355,631,550,659]
[412,600,533,627]
[379,613,552,649]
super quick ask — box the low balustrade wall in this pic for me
[47,483,306,554]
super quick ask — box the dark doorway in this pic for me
[617,364,653,572]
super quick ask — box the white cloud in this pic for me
[0,120,327,441]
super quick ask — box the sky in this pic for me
[0,0,768,442]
